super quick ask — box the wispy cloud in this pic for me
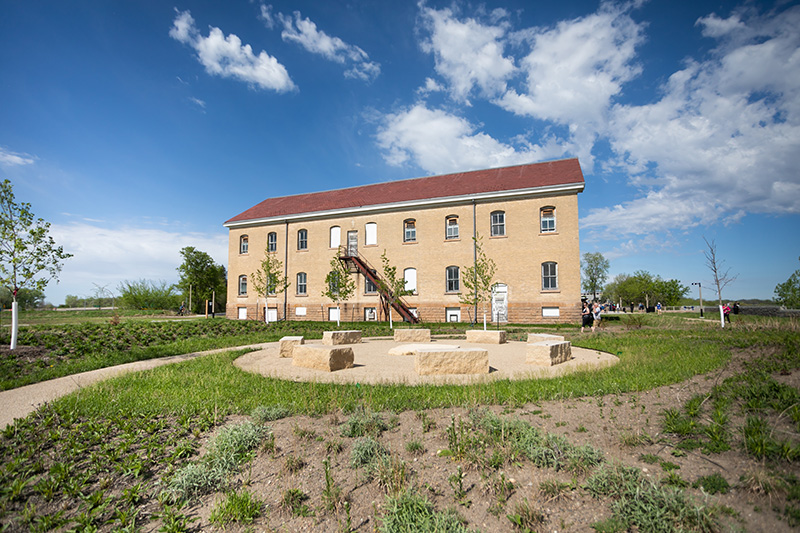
[0,147,35,167]
[170,9,296,92]
[270,7,380,82]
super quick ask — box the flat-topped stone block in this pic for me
[388,343,459,356]
[279,336,304,358]
[526,341,572,366]
[292,345,354,372]
[465,330,507,344]
[393,328,431,343]
[322,330,362,345]
[414,348,489,375]
[527,333,565,343]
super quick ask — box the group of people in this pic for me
[580,301,602,333]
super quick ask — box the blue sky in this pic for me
[1,0,798,306]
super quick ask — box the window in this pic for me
[365,222,377,246]
[490,211,505,237]
[445,215,459,240]
[365,272,378,294]
[446,266,460,292]
[404,268,417,293]
[238,275,247,295]
[297,229,308,250]
[403,219,416,242]
[267,232,277,253]
[542,262,558,290]
[330,226,341,248]
[364,307,377,321]
[542,307,560,317]
[540,207,556,233]
[328,271,340,296]
[296,272,307,295]
[239,235,249,254]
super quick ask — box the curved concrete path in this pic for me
[0,343,272,429]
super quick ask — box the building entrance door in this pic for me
[347,231,358,256]
[492,283,508,322]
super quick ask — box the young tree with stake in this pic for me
[251,249,289,324]
[375,250,412,329]
[0,180,72,349]
[322,254,355,327]
[460,234,497,328]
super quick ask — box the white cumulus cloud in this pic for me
[170,9,295,92]
[0,147,35,167]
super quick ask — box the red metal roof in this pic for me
[225,158,583,225]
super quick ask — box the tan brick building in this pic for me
[224,158,584,324]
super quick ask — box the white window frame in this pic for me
[403,268,417,293]
[403,219,416,242]
[445,216,459,240]
[365,222,377,246]
[330,226,341,248]
[542,262,558,290]
[490,211,506,237]
[238,275,247,295]
[540,207,556,233]
[267,232,277,253]
[296,272,307,295]
[446,266,460,293]
[297,229,308,250]
[239,235,249,254]
[364,307,377,321]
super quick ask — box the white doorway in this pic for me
[492,283,508,323]
[264,306,278,322]
[347,230,358,256]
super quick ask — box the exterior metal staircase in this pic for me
[337,246,420,324]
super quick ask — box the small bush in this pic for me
[210,489,263,526]
[341,408,389,438]
[379,489,474,533]
[693,473,730,494]
[351,436,389,468]
[251,405,291,423]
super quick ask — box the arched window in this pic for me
[238,275,247,295]
[403,219,416,242]
[239,235,249,254]
[297,229,308,250]
[330,226,341,248]
[365,222,377,246]
[296,272,307,295]
[446,266,460,292]
[445,215,459,240]
[490,211,505,237]
[542,262,558,290]
[540,206,556,233]
[404,268,417,293]
[267,232,277,253]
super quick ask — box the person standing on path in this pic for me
[581,301,593,333]
[592,302,602,333]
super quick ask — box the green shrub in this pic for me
[209,489,263,526]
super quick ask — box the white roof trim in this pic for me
[224,182,584,229]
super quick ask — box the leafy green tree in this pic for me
[175,246,227,314]
[251,249,289,323]
[774,257,800,309]
[603,271,686,308]
[460,234,497,324]
[322,254,355,327]
[0,179,72,348]
[581,252,610,301]
[118,279,180,310]
[376,250,412,328]
[653,278,689,307]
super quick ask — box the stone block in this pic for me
[526,333,565,343]
[526,341,572,366]
[388,343,459,356]
[322,330,362,345]
[279,336,304,358]
[292,345,354,372]
[393,328,431,343]
[465,330,507,344]
[414,348,489,375]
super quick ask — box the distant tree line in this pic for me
[603,270,689,308]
